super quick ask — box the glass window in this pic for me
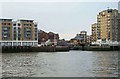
[23,42,27,46]
[14,24,16,26]
[34,25,37,27]
[4,23,6,25]
[13,42,17,46]
[1,42,5,46]
[18,42,21,46]
[30,42,33,46]
[18,23,20,26]
[14,27,16,30]
[34,42,38,46]
[8,23,10,25]
[8,42,12,46]
[18,27,20,30]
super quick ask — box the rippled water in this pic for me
[1,51,119,77]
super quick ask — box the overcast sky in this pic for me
[0,1,119,40]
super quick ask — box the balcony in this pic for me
[3,31,8,34]
[2,28,8,30]
[3,35,8,38]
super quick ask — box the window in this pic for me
[30,21,33,22]
[18,27,20,30]
[29,42,33,46]
[18,37,20,40]
[13,42,17,46]
[35,28,37,30]
[14,27,16,29]
[24,24,26,26]
[4,23,6,25]
[18,42,21,46]
[34,42,38,46]
[13,24,16,26]
[35,38,37,40]
[18,23,20,26]
[34,25,37,27]
[23,42,27,46]
[8,23,10,25]
[14,37,16,40]
[8,42,12,46]
[1,42,5,46]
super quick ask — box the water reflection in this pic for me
[91,51,118,77]
[2,51,119,77]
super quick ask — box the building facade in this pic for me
[86,35,92,44]
[79,31,87,44]
[48,32,59,45]
[38,30,48,44]
[0,18,13,46]
[0,18,38,46]
[118,13,120,42]
[38,30,59,46]
[70,31,90,45]
[91,23,97,42]
[97,9,120,43]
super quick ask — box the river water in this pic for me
[1,51,119,77]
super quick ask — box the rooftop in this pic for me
[18,18,34,21]
[0,17,12,20]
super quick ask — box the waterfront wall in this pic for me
[71,45,120,51]
[2,45,120,53]
[2,46,69,53]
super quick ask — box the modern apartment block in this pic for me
[118,13,120,42]
[0,18,13,46]
[91,23,97,42]
[0,18,38,46]
[96,9,120,42]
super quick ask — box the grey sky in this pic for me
[1,1,118,40]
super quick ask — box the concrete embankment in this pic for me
[2,46,70,53]
[2,45,120,53]
[71,46,120,51]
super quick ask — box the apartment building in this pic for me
[0,18,13,46]
[0,18,38,46]
[97,9,119,42]
[118,13,120,42]
[91,23,97,42]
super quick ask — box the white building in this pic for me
[0,18,38,47]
